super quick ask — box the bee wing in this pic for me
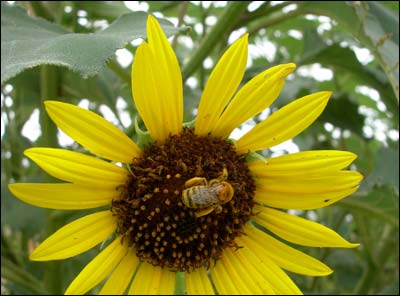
[206,185,225,204]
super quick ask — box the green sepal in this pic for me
[183,119,196,129]
[245,151,267,163]
[134,117,153,150]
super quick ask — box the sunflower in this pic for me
[9,15,363,295]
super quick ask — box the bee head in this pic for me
[219,181,234,203]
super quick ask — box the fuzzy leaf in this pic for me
[1,3,183,84]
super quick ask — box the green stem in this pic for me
[354,225,398,294]
[15,4,77,294]
[309,210,347,291]
[2,101,22,181]
[1,230,23,266]
[234,1,271,26]
[39,65,63,294]
[247,7,306,36]
[125,43,136,55]
[172,1,189,48]
[182,1,250,81]
[337,198,398,228]
[107,59,131,84]
[157,1,181,12]
[198,1,208,90]
[234,1,298,28]
[39,66,59,147]
[174,272,186,295]
[28,1,55,22]
[2,256,48,294]
[374,51,399,101]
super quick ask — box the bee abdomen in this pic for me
[182,187,198,208]
[182,186,211,209]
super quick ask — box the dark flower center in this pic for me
[112,128,255,272]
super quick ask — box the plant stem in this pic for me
[2,256,48,294]
[20,5,64,291]
[27,1,55,21]
[107,59,131,84]
[174,272,186,295]
[337,198,398,228]
[172,1,189,48]
[247,7,305,36]
[354,225,398,294]
[2,99,22,181]
[39,66,59,147]
[309,210,347,291]
[39,65,63,294]
[182,1,250,81]
[198,1,208,90]
[234,1,299,29]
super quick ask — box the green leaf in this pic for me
[381,1,399,14]
[301,27,327,63]
[363,146,399,194]
[300,30,398,123]
[74,1,131,21]
[338,185,399,228]
[61,66,133,128]
[367,1,399,45]
[1,181,46,234]
[379,278,399,295]
[320,93,365,137]
[1,3,184,84]
[1,256,48,295]
[355,2,399,100]
[6,68,41,130]
[327,249,363,292]
[298,1,399,101]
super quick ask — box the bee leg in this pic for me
[185,177,207,188]
[221,167,228,179]
[210,167,229,184]
[195,206,215,218]
[214,205,223,214]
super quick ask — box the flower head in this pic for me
[9,15,363,295]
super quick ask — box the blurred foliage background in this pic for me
[1,1,399,295]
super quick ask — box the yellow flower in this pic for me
[9,15,363,295]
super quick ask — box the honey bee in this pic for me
[182,168,234,218]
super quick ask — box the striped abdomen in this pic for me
[182,184,223,209]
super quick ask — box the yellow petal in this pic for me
[256,171,363,193]
[185,267,214,295]
[195,34,248,136]
[252,205,359,248]
[234,237,302,295]
[147,15,183,136]
[45,101,141,163]
[255,186,360,210]
[131,16,183,142]
[8,183,118,210]
[99,250,139,295]
[236,91,332,153]
[248,150,357,178]
[209,255,242,295]
[65,236,128,295]
[222,247,275,294]
[132,43,164,141]
[245,225,333,276]
[30,211,117,261]
[128,263,175,295]
[210,240,297,294]
[212,63,296,138]
[24,148,127,188]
